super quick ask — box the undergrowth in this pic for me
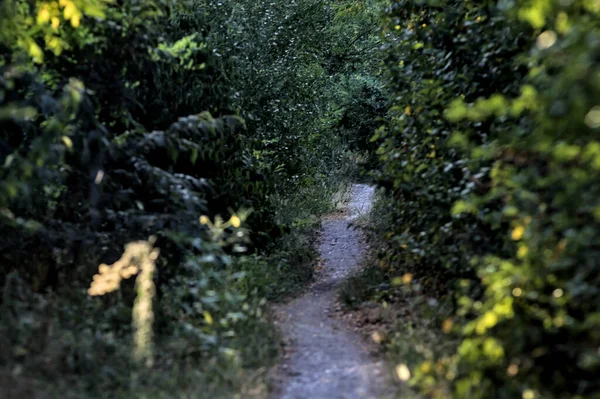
[370,1,600,397]
[1,175,349,399]
[339,190,461,398]
[0,0,380,395]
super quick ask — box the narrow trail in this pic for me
[274,184,389,399]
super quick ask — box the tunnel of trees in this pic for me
[0,0,598,397]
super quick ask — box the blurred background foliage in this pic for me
[4,0,598,397]
[0,0,383,396]
[364,0,600,398]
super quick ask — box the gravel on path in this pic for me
[275,184,390,399]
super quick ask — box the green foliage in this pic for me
[374,0,600,398]
[0,0,384,396]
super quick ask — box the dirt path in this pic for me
[273,184,389,399]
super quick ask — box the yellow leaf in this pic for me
[230,215,241,228]
[483,337,505,360]
[29,41,43,63]
[71,14,80,28]
[476,311,498,334]
[37,8,51,25]
[47,37,62,55]
[511,225,525,241]
[203,311,213,325]
[61,136,73,150]
[517,245,528,259]
[64,3,76,20]
[51,17,60,29]
[199,215,210,225]
[402,273,413,284]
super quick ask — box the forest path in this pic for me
[272,184,389,399]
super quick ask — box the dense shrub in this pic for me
[374,0,600,398]
[0,0,383,396]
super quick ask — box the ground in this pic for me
[271,184,395,399]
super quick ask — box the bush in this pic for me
[0,0,382,395]
[375,0,600,397]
